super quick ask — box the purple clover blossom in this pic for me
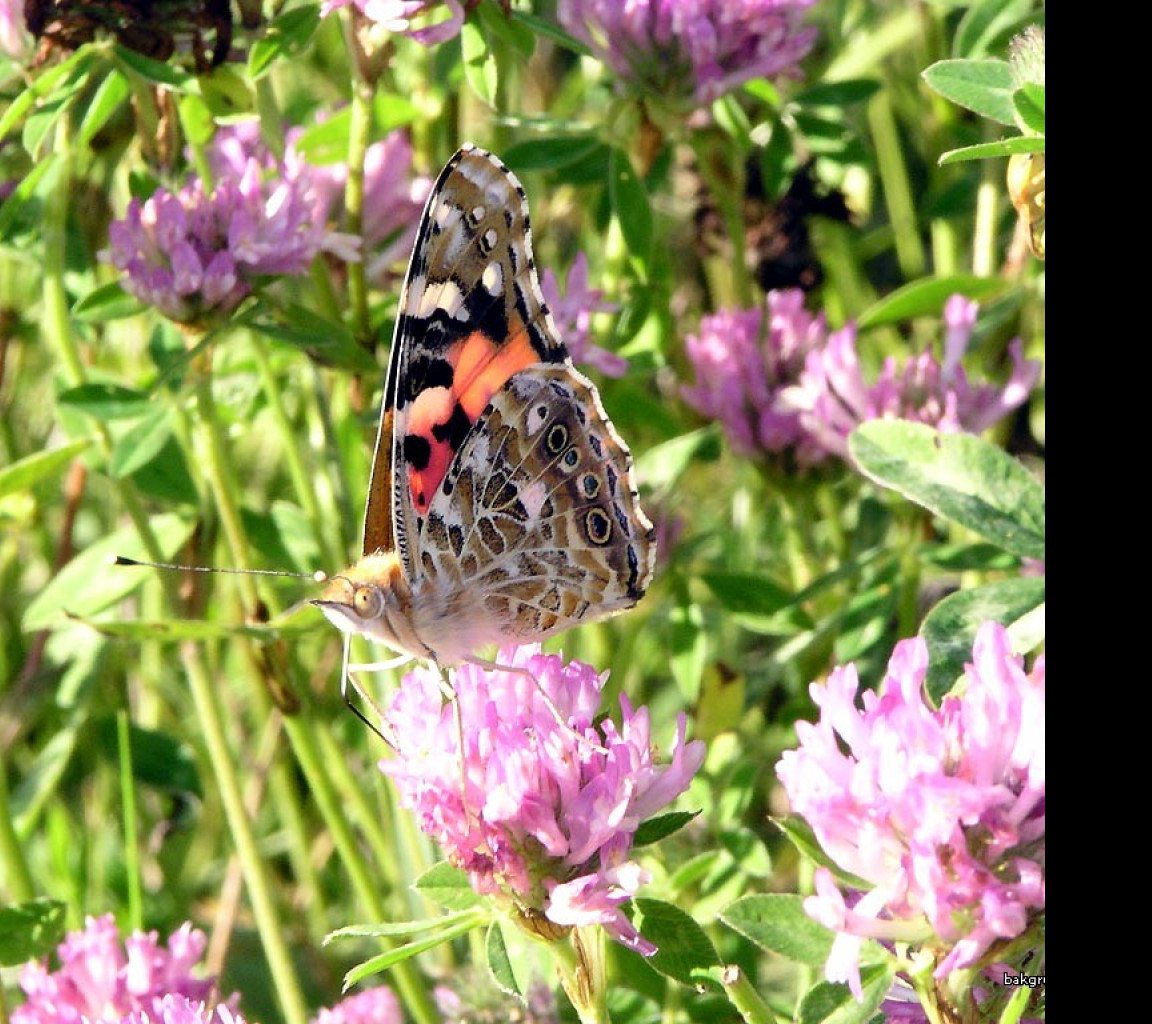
[1,0,31,59]
[13,915,229,1024]
[380,644,705,955]
[541,252,628,377]
[559,0,818,108]
[781,295,1041,462]
[101,127,359,325]
[681,288,827,458]
[320,0,464,45]
[312,986,402,1024]
[775,622,1045,999]
[123,997,247,1024]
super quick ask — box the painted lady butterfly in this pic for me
[313,144,655,668]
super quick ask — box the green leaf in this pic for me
[920,542,1019,571]
[773,816,872,890]
[720,894,834,967]
[414,862,483,911]
[198,65,252,119]
[631,899,720,986]
[109,408,173,479]
[668,602,706,701]
[326,909,483,942]
[634,810,699,849]
[0,156,64,241]
[485,922,521,999]
[921,579,1045,702]
[1013,83,1045,134]
[608,148,652,272]
[792,79,881,107]
[476,0,535,59]
[0,439,92,500]
[293,107,352,165]
[22,513,195,631]
[700,572,794,618]
[0,900,67,966]
[93,718,202,796]
[78,69,130,147]
[855,276,1005,330]
[0,49,93,140]
[461,20,499,107]
[372,91,422,136]
[341,911,486,987]
[502,136,603,172]
[72,281,147,322]
[248,3,322,79]
[954,0,1039,58]
[112,44,199,92]
[237,301,377,373]
[921,58,1016,125]
[938,134,1045,165]
[510,10,589,54]
[849,422,1045,560]
[70,617,301,642]
[58,384,150,422]
[797,963,895,1024]
[634,429,719,494]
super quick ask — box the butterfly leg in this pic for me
[340,635,400,746]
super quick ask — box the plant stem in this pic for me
[868,90,925,281]
[180,639,311,1024]
[117,711,144,931]
[720,963,785,1024]
[345,78,374,347]
[0,752,34,901]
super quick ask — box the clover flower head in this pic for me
[682,288,827,458]
[100,126,359,326]
[779,294,1041,462]
[775,622,1045,998]
[320,0,464,45]
[381,644,705,955]
[559,0,818,108]
[312,986,402,1024]
[13,915,228,1024]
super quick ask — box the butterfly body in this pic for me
[315,144,654,666]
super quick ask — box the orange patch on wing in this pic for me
[451,321,539,421]
[406,386,456,513]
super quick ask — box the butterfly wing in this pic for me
[362,144,568,571]
[415,364,656,653]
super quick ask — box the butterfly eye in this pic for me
[353,586,383,620]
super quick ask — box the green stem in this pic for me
[719,963,785,1024]
[250,335,345,568]
[896,509,924,638]
[868,91,925,281]
[284,718,439,1024]
[0,753,34,901]
[972,153,999,277]
[345,79,375,347]
[552,928,608,1024]
[692,134,752,308]
[181,641,310,1024]
[117,711,144,931]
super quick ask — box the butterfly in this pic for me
[313,144,655,670]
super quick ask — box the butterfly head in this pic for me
[311,552,427,658]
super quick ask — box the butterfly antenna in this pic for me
[112,555,328,583]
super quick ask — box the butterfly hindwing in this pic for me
[418,365,655,646]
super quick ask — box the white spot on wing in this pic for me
[482,261,504,296]
[418,279,465,318]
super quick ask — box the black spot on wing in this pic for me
[432,402,472,452]
[404,433,431,470]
